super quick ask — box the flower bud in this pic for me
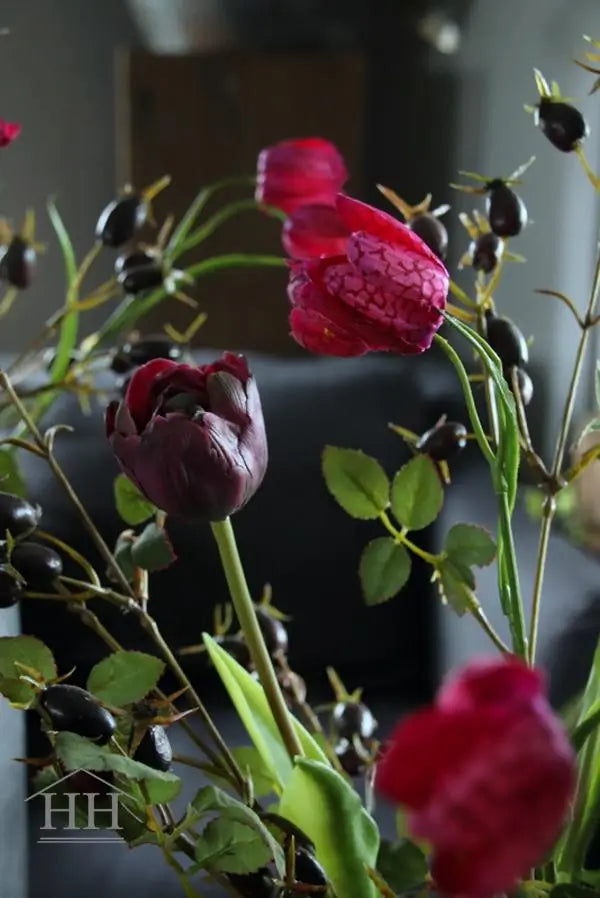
[409,213,448,260]
[115,249,164,295]
[106,353,268,521]
[535,98,589,152]
[11,541,62,590]
[96,195,147,248]
[0,568,23,608]
[485,181,527,237]
[470,231,504,274]
[0,492,42,539]
[41,684,116,744]
[416,421,468,461]
[485,312,529,368]
[133,724,172,771]
[0,237,36,288]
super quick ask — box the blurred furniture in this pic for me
[116,50,365,353]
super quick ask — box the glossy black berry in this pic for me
[0,237,36,288]
[115,250,164,295]
[110,336,182,375]
[227,870,277,898]
[471,232,503,274]
[507,366,534,406]
[485,312,529,368]
[409,214,448,260]
[416,421,468,461]
[255,607,288,657]
[335,738,369,777]
[11,541,62,589]
[41,684,116,744]
[133,725,173,771]
[0,567,24,608]
[535,99,589,153]
[0,492,42,539]
[216,635,252,670]
[485,181,527,237]
[332,701,377,741]
[96,195,147,248]
[294,848,327,887]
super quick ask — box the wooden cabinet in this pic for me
[116,51,365,353]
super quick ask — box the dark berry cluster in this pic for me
[0,492,63,608]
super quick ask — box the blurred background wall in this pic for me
[0,0,599,444]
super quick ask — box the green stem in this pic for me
[88,253,286,353]
[378,510,439,564]
[210,518,304,761]
[498,490,527,656]
[180,199,280,255]
[528,233,600,664]
[434,334,495,465]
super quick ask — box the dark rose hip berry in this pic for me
[471,231,504,274]
[277,668,307,707]
[133,724,173,771]
[409,214,448,260]
[507,366,534,406]
[216,634,252,670]
[255,607,288,657]
[0,492,42,539]
[485,181,528,237]
[416,421,468,461]
[115,250,164,295]
[96,195,147,248]
[11,541,62,589]
[227,870,277,898]
[335,738,370,777]
[332,700,377,741]
[41,684,116,744]
[110,336,182,375]
[0,567,24,608]
[293,848,328,887]
[0,237,36,288]
[535,99,589,153]
[485,312,529,368]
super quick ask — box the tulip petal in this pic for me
[289,307,370,357]
[282,204,349,260]
[125,358,179,429]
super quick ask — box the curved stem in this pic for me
[378,511,439,564]
[528,233,600,663]
[210,518,304,761]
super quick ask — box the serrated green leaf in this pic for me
[359,538,411,605]
[322,446,389,520]
[0,635,56,706]
[444,523,496,567]
[131,522,177,571]
[190,785,285,876]
[0,449,26,497]
[376,839,428,893]
[203,635,328,793]
[114,474,156,526]
[195,819,271,874]
[55,731,181,802]
[87,651,164,706]
[232,746,277,797]
[390,455,443,531]
[279,758,379,898]
[437,558,476,616]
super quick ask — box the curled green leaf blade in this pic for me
[113,474,156,526]
[279,758,379,898]
[203,635,328,793]
[322,446,390,519]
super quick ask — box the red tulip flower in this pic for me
[106,353,268,521]
[256,137,348,215]
[288,194,449,357]
[0,119,21,148]
[375,657,575,898]
[282,203,349,260]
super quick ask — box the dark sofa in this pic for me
[2,346,598,897]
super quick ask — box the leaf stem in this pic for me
[210,518,304,761]
[528,233,600,664]
[378,510,439,564]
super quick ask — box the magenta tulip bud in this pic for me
[105,353,268,521]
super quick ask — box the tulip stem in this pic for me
[210,517,304,761]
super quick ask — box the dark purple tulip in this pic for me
[105,353,268,520]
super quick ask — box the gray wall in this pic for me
[0,0,136,349]
[450,0,600,444]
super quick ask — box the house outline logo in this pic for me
[27,768,144,844]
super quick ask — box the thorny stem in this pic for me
[528,234,600,664]
[210,518,304,761]
[0,369,136,599]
